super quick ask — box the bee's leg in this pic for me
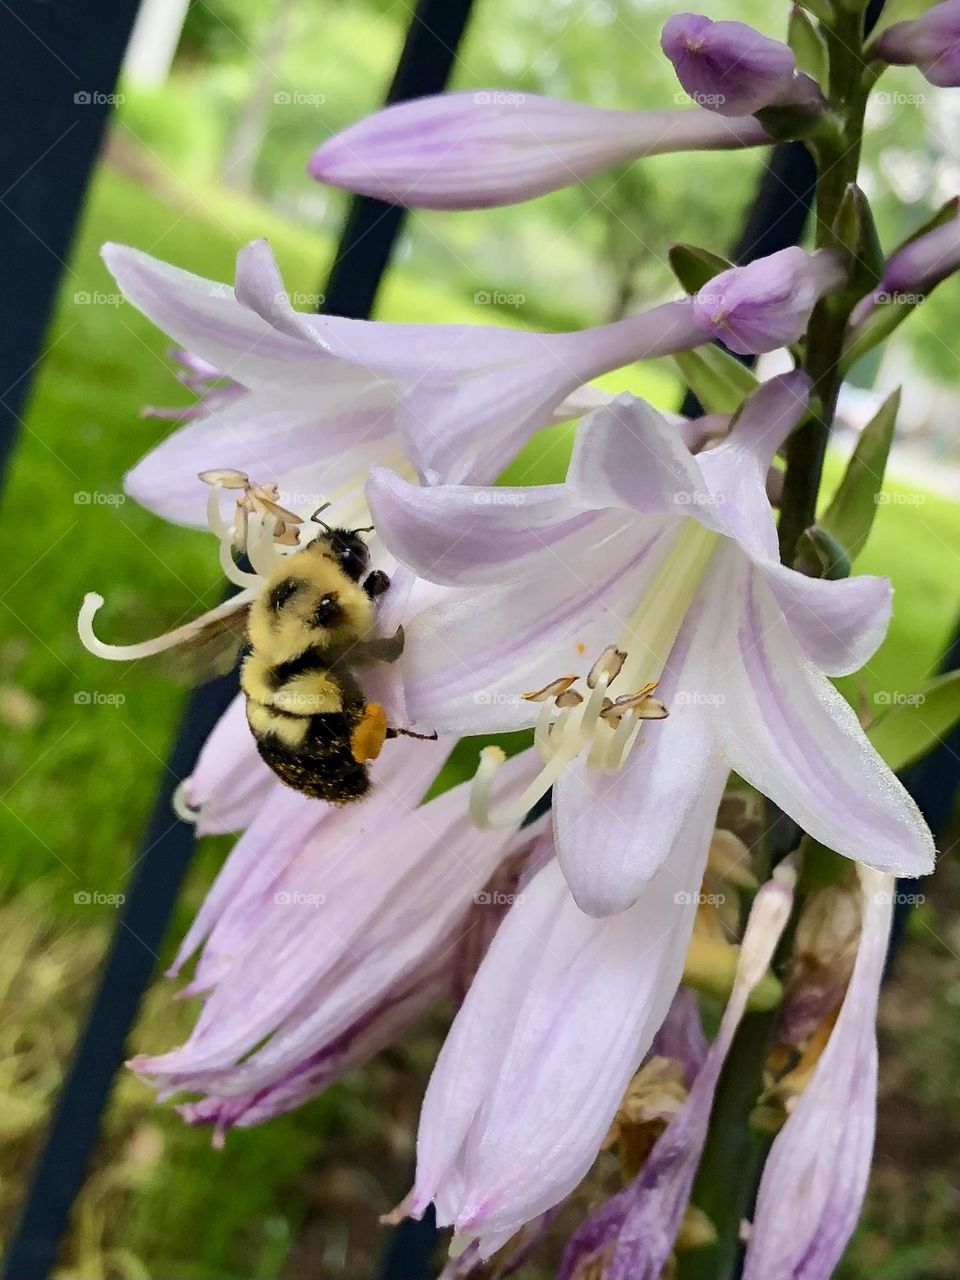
[362,569,391,599]
[387,726,439,742]
[355,625,405,665]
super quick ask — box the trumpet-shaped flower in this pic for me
[557,863,795,1280]
[742,866,895,1280]
[368,373,934,916]
[106,239,839,519]
[131,745,545,1138]
[411,781,726,1260]
[308,92,771,209]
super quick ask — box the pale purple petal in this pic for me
[758,561,892,676]
[873,1,960,86]
[879,216,960,298]
[649,986,708,1088]
[743,868,893,1280]
[695,371,811,560]
[553,604,721,916]
[661,14,797,117]
[413,821,714,1259]
[399,522,669,735]
[126,391,397,525]
[181,693,276,836]
[693,248,844,355]
[309,92,770,209]
[366,467,597,586]
[715,565,935,877]
[135,748,534,1099]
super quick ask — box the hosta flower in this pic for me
[557,863,795,1280]
[742,866,894,1280]
[106,239,839,515]
[851,210,960,324]
[872,0,960,87]
[308,92,771,210]
[131,745,545,1139]
[661,14,821,118]
[368,372,934,917]
[411,790,726,1260]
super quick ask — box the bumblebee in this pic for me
[238,517,431,803]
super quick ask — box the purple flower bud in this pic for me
[661,13,799,116]
[872,0,960,87]
[309,92,770,209]
[692,247,845,355]
[849,213,960,324]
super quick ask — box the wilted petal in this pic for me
[716,564,935,877]
[309,92,770,209]
[413,827,714,1259]
[693,248,844,355]
[661,14,798,117]
[743,867,893,1280]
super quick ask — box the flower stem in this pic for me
[778,6,871,566]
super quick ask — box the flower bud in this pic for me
[692,247,845,355]
[872,0,960,87]
[661,13,813,117]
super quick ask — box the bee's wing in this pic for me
[153,599,251,685]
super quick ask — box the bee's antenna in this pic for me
[352,525,375,535]
[310,502,333,533]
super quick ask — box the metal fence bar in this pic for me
[3,2,476,1277]
[0,0,142,492]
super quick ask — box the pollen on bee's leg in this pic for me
[350,701,389,763]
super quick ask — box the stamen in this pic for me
[523,675,578,702]
[587,645,626,689]
[79,590,255,662]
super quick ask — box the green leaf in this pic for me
[669,243,733,295]
[673,346,758,414]
[794,524,851,579]
[833,184,884,294]
[818,388,899,561]
[867,669,960,772]
[788,5,829,84]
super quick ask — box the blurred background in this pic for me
[2,0,960,1276]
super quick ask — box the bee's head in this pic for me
[310,508,373,583]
